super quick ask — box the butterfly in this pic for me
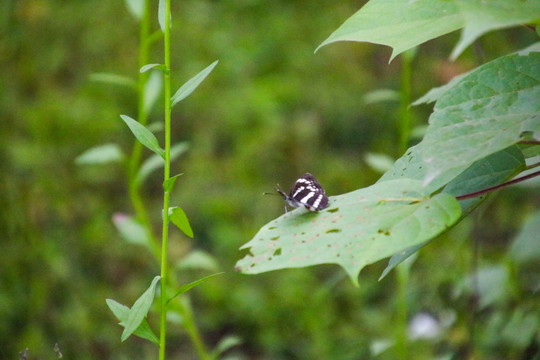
[275,173,329,211]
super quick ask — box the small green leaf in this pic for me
[120,115,165,158]
[171,60,218,107]
[509,211,540,264]
[140,63,166,73]
[75,143,124,165]
[106,299,159,345]
[112,213,153,250]
[364,152,394,173]
[167,272,224,304]
[461,266,510,309]
[362,89,400,105]
[170,207,194,238]
[121,276,161,342]
[379,242,426,281]
[211,335,242,358]
[136,142,188,184]
[143,70,162,113]
[176,250,220,272]
[412,72,468,106]
[125,0,144,20]
[163,173,184,193]
[88,73,136,89]
[158,0,171,32]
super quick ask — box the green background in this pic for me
[1,0,538,359]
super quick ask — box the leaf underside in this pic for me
[317,0,540,61]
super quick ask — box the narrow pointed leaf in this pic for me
[125,0,144,20]
[176,250,220,272]
[140,63,166,73]
[136,142,188,184]
[168,272,224,304]
[171,60,218,107]
[120,115,165,158]
[510,211,540,263]
[143,70,162,113]
[170,207,194,238]
[106,299,159,345]
[75,143,124,165]
[163,173,184,193]
[158,0,171,33]
[211,336,242,358]
[121,276,161,342]
[112,213,153,250]
[89,73,136,89]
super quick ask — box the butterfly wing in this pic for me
[288,173,329,211]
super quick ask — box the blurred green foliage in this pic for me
[1,0,538,359]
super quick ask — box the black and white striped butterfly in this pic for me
[276,173,329,211]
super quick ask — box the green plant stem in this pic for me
[171,300,210,360]
[394,49,415,359]
[395,264,408,359]
[156,3,210,359]
[398,49,414,155]
[128,0,161,259]
[159,0,172,359]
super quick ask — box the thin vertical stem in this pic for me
[394,49,415,360]
[159,0,172,359]
[395,265,408,359]
[398,49,414,155]
[128,0,160,259]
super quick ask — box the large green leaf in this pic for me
[421,51,540,186]
[379,145,525,279]
[236,179,461,285]
[451,0,540,59]
[317,0,540,61]
[317,0,463,61]
[414,43,540,106]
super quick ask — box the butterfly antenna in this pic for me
[263,184,284,197]
[274,184,288,199]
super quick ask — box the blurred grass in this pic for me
[1,0,538,359]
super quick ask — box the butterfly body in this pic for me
[276,173,329,211]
